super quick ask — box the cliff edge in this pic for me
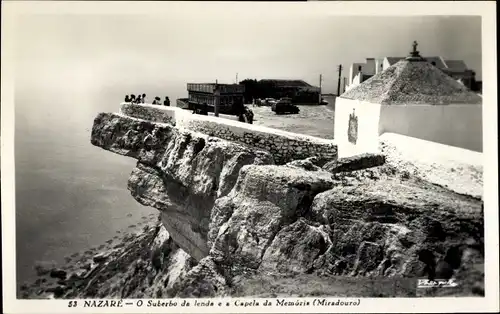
[22,105,484,298]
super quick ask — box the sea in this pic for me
[14,87,167,289]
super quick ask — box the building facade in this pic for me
[337,43,483,156]
[187,83,245,115]
[346,56,479,92]
[258,79,321,104]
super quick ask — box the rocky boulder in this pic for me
[82,109,484,298]
[309,169,482,279]
[323,153,386,173]
[92,113,274,261]
[208,165,335,270]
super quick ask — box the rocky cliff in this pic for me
[23,108,484,298]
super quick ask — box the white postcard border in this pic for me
[1,1,498,313]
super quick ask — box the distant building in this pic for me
[336,41,483,156]
[187,83,245,115]
[258,79,321,104]
[347,56,480,92]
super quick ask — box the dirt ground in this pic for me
[250,105,335,139]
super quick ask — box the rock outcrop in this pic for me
[323,153,385,173]
[91,112,274,261]
[28,106,482,299]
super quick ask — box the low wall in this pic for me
[379,104,482,152]
[121,103,176,125]
[380,133,483,198]
[119,103,338,164]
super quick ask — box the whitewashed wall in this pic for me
[334,98,382,157]
[379,104,483,152]
[364,58,376,76]
[334,98,483,156]
[349,62,365,85]
[382,58,392,71]
[375,59,384,74]
[120,103,338,164]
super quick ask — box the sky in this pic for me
[14,14,482,102]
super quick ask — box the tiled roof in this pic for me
[362,74,373,81]
[340,59,483,105]
[425,57,447,69]
[260,79,313,88]
[444,60,468,71]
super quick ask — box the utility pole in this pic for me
[319,74,323,104]
[337,65,343,96]
[214,79,220,117]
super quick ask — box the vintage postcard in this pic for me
[1,1,498,313]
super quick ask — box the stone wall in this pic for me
[183,118,337,164]
[119,103,338,165]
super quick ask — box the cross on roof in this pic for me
[412,41,418,53]
[406,40,424,61]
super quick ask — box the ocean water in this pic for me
[14,88,161,289]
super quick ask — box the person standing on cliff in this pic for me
[136,95,142,104]
[163,96,170,106]
[141,93,147,104]
[124,95,130,103]
[130,94,136,103]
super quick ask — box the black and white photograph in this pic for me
[1,1,498,313]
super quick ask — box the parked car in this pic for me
[264,98,277,106]
[256,98,268,106]
[272,98,299,114]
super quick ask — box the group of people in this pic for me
[239,106,254,124]
[124,93,146,104]
[124,94,170,106]
[191,102,253,124]
[152,96,170,106]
